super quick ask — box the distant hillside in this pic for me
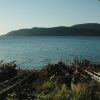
[5,23,100,36]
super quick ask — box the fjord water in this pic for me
[0,36,100,69]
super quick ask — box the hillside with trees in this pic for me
[5,23,100,36]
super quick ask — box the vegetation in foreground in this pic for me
[0,59,100,100]
[0,61,17,82]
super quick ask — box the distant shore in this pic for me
[4,23,100,36]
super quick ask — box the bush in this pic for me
[6,92,17,100]
[0,61,17,82]
[71,81,99,100]
[41,80,55,91]
[35,84,71,100]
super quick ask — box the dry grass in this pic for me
[71,83,88,94]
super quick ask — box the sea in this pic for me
[0,36,100,69]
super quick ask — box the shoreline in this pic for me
[0,59,100,99]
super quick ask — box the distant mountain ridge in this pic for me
[5,23,100,36]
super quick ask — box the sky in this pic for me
[0,0,100,35]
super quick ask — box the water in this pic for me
[0,36,100,69]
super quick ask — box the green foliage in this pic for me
[0,61,17,70]
[35,84,70,100]
[41,80,55,91]
[71,81,100,100]
[6,92,17,100]
[53,84,70,100]
[0,61,17,82]
[35,81,100,100]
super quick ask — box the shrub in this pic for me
[35,84,70,100]
[0,61,17,82]
[41,80,55,91]
[71,81,99,100]
[6,92,17,100]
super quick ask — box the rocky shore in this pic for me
[0,59,100,100]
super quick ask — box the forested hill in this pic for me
[5,23,100,36]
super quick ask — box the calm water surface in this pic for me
[0,36,100,69]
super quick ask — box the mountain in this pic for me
[71,23,100,30]
[5,23,100,36]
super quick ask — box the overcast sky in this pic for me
[0,0,100,35]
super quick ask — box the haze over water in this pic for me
[0,36,100,69]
